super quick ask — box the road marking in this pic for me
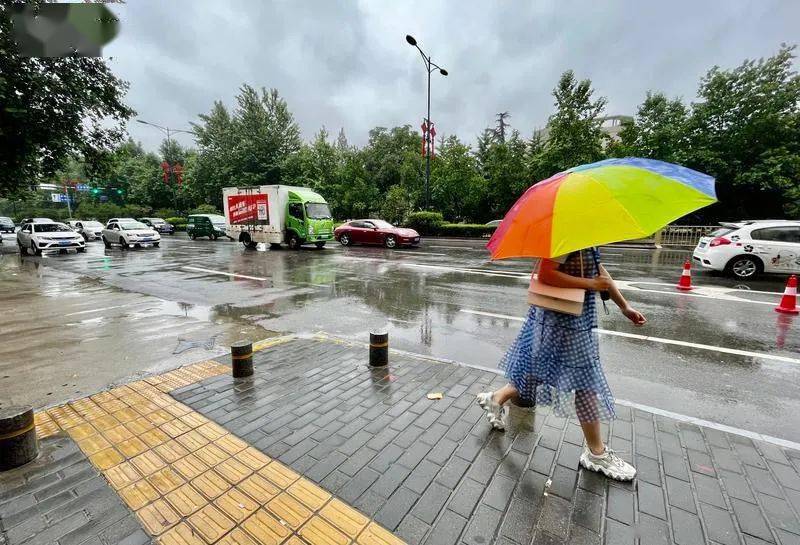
[402,262,778,307]
[182,266,267,282]
[308,331,800,451]
[459,309,800,365]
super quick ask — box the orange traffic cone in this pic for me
[676,260,694,291]
[775,275,799,315]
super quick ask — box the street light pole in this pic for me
[406,35,447,211]
[136,119,195,212]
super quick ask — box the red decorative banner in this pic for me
[227,193,268,224]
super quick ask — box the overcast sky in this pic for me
[105,1,800,152]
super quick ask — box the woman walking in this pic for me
[477,247,646,481]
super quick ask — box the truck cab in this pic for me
[223,185,334,250]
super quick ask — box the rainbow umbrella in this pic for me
[487,157,716,259]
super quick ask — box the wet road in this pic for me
[1,235,798,441]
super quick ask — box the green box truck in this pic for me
[222,185,334,250]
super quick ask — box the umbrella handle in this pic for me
[592,249,611,313]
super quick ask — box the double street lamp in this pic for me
[405,34,447,210]
[136,119,195,210]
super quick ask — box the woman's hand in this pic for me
[622,306,647,326]
[592,275,613,291]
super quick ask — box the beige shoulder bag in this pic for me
[527,253,586,316]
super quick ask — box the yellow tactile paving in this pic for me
[172,454,210,481]
[300,516,350,545]
[194,443,229,467]
[89,447,124,470]
[266,492,313,530]
[259,461,300,489]
[241,509,292,545]
[105,461,143,490]
[357,523,407,545]
[103,424,134,443]
[187,504,235,543]
[120,480,161,510]
[215,457,252,485]
[132,449,168,476]
[238,473,281,503]
[166,484,208,517]
[288,480,332,511]
[215,528,259,545]
[77,434,112,455]
[117,437,149,458]
[148,467,186,495]
[236,447,271,471]
[158,522,207,545]
[320,499,369,539]
[213,488,259,524]
[138,499,181,535]
[32,359,407,545]
[191,469,229,501]
[214,434,248,456]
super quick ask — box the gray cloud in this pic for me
[106,0,800,152]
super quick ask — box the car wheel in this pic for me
[77,247,86,253]
[384,235,397,249]
[81,233,88,241]
[315,241,326,249]
[18,240,26,254]
[190,232,197,240]
[339,233,351,246]
[727,256,762,280]
[31,242,41,256]
[211,233,218,241]
[120,239,129,250]
[270,243,282,250]
[288,233,301,250]
[102,236,111,249]
[153,242,160,248]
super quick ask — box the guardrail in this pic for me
[654,225,717,247]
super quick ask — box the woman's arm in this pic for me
[599,264,647,325]
[538,258,609,291]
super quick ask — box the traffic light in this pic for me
[91,188,100,195]
[116,188,123,195]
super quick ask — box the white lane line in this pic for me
[63,302,148,316]
[459,308,800,365]
[182,266,268,282]
[615,399,800,451]
[308,331,800,451]
[626,280,783,296]
[403,262,778,307]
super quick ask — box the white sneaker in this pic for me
[579,446,636,481]
[476,392,505,431]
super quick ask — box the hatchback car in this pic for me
[0,216,15,233]
[66,220,104,241]
[693,220,800,279]
[187,214,226,240]
[102,219,161,249]
[139,217,175,235]
[334,220,420,248]
[17,221,85,255]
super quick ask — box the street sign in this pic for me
[51,193,62,203]
[77,184,89,192]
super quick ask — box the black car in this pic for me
[139,217,175,235]
[0,217,15,233]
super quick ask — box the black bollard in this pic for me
[231,340,254,378]
[0,406,38,471]
[369,330,388,367]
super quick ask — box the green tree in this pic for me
[612,92,689,163]
[430,135,487,222]
[0,7,134,195]
[532,70,608,180]
[685,44,800,219]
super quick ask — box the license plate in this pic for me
[140,238,152,242]
[699,242,707,248]
[58,241,71,246]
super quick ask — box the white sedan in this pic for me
[17,221,86,255]
[102,220,161,249]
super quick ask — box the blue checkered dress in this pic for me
[499,248,615,422]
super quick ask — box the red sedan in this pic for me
[334,220,421,248]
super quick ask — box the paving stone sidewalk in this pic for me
[173,338,800,545]
[3,337,800,545]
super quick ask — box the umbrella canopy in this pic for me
[486,157,716,259]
